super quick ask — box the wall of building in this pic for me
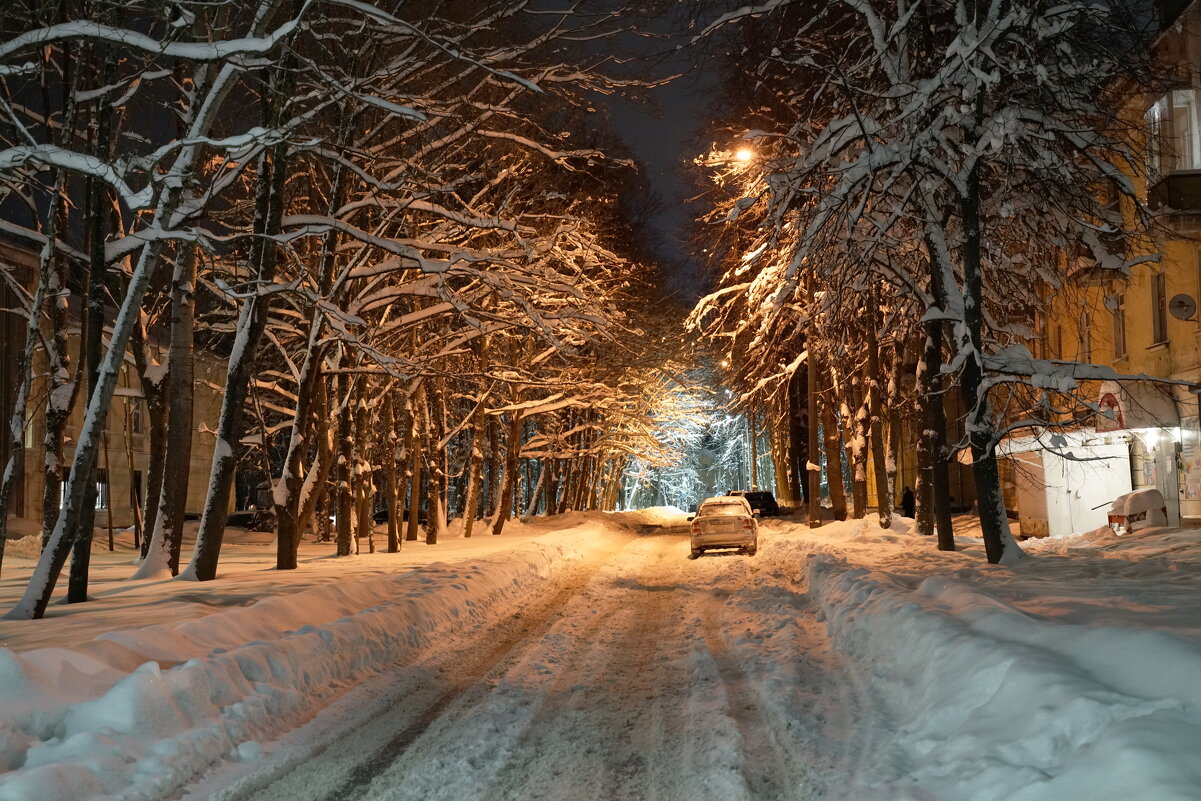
[1,240,231,535]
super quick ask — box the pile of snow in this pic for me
[788,518,1201,800]
[613,506,691,527]
[0,524,627,801]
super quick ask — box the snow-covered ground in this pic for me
[2,510,1200,800]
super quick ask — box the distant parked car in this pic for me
[1107,489,1168,535]
[226,509,275,532]
[727,490,780,517]
[689,495,758,558]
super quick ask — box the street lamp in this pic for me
[734,148,754,162]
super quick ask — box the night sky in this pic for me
[585,2,737,300]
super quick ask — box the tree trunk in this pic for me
[485,415,501,519]
[187,143,287,579]
[769,404,793,507]
[263,152,345,573]
[355,397,374,552]
[865,297,893,529]
[136,244,198,578]
[916,314,955,550]
[122,392,141,550]
[807,345,822,528]
[132,324,167,561]
[959,153,1021,564]
[426,381,448,544]
[270,349,327,570]
[820,375,848,521]
[788,370,805,504]
[336,381,355,557]
[383,397,401,552]
[40,179,77,553]
[405,387,424,543]
[461,406,483,538]
[491,411,523,535]
[69,46,120,599]
[886,343,906,507]
[748,405,759,490]
[525,459,546,517]
[850,379,869,519]
[543,458,560,516]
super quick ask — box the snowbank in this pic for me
[799,522,1201,801]
[612,506,691,527]
[0,524,627,801]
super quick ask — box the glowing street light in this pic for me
[734,148,754,162]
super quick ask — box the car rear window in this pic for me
[700,503,746,516]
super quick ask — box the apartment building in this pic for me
[0,238,230,537]
[1011,0,1201,536]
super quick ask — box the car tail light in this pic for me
[741,518,753,529]
[691,520,702,535]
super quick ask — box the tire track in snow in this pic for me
[199,549,618,801]
[479,536,699,801]
[201,528,863,801]
[360,535,708,801]
[701,596,806,800]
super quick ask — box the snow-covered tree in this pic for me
[693,0,1159,563]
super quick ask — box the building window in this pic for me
[1147,100,1163,179]
[1152,272,1168,344]
[1147,89,1201,178]
[95,469,109,510]
[1110,292,1127,358]
[130,399,143,435]
[1196,248,1201,324]
[61,468,110,509]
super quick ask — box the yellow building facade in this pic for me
[1025,2,1201,532]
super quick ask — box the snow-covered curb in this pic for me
[0,528,623,801]
[805,554,1201,801]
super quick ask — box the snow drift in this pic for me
[0,526,625,801]
[804,547,1201,800]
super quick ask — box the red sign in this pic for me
[1096,392,1124,432]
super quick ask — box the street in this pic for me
[196,527,855,801]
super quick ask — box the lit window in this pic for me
[59,468,110,510]
[1146,89,1201,177]
[95,468,109,510]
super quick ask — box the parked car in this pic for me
[727,490,780,517]
[689,495,758,558]
[226,509,275,532]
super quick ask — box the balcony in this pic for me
[1148,171,1201,234]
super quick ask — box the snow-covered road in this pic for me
[6,511,1201,801]
[196,530,847,801]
